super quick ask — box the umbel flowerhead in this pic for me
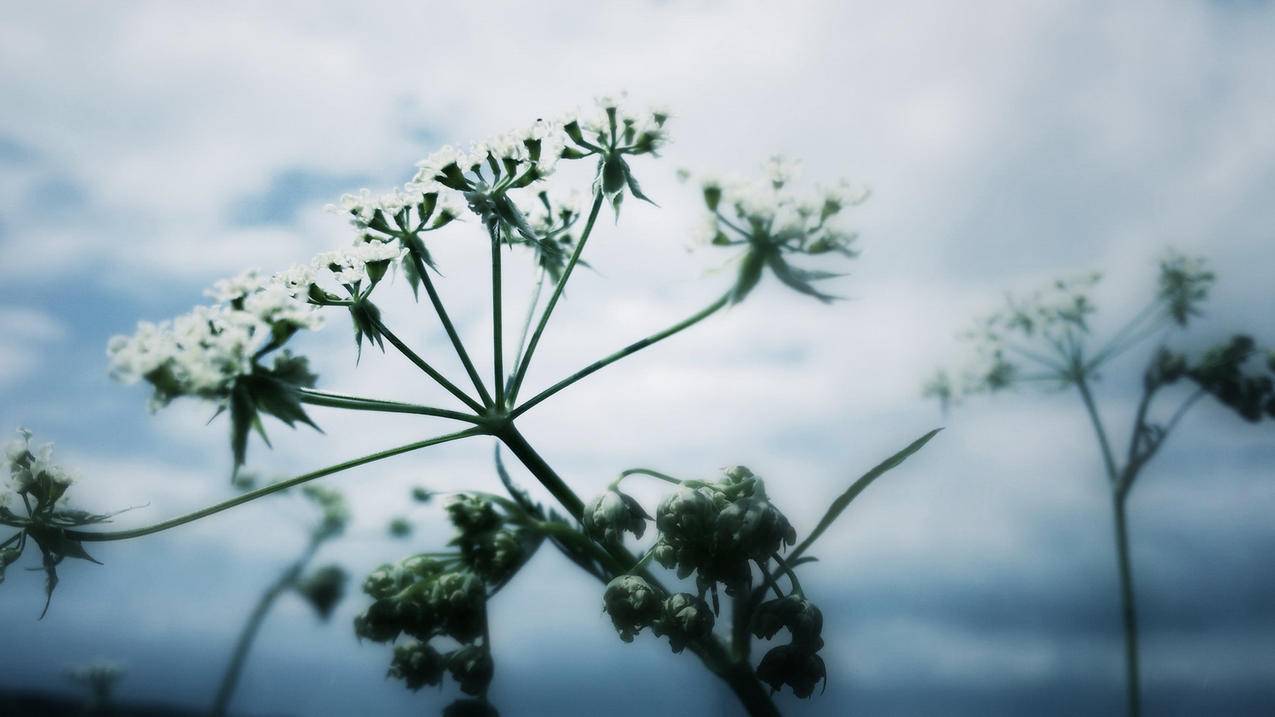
[559,94,670,215]
[693,157,867,304]
[1,428,127,616]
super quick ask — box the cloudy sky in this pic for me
[1,1,1273,715]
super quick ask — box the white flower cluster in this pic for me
[576,94,670,152]
[310,239,404,286]
[5,428,78,493]
[108,269,323,406]
[413,118,566,187]
[703,157,867,229]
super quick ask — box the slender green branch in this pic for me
[1074,374,1121,485]
[612,467,688,490]
[506,191,605,404]
[492,232,506,409]
[1003,342,1069,373]
[297,388,480,424]
[66,428,486,542]
[771,553,804,597]
[1112,495,1142,717]
[210,535,321,717]
[506,268,546,396]
[410,251,495,408]
[511,291,732,419]
[1088,299,1166,370]
[368,315,485,414]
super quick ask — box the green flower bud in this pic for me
[751,595,824,650]
[459,528,525,584]
[656,487,717,546]
[295,564,347,621]
[388,517,413,538]
[602,575,661,642]
[652,539,678,571]
[411,486,434,504]
[715,495,796,562]
[353,598,401,643]
[448,646,494,696]
[651,592,715,654]
[362,564,405,600]
[388,640,445,691]
[756,644,827,698]
[703,183,722,212]
[447,495,502,535]
[428,571,486,642]
[583,489,651,544]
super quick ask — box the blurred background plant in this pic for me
[926,253,1273,716]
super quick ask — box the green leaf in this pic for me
[229,384,255,474]
[625,167,657,206]
[789,429,942,562]
[349,300,386,361]
[28,525,101,619]
[601,155,627,197]
[766,254,840,303]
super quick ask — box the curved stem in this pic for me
[210,535,320,717]
[506,191,605,404]
[412,252,494,408]
[771,553,803,597]
[66,428,485,542]
[368,316,485,413]
[1112,494,1141,717]
[613,467,687,490]
[297,388,480,424]
[512,292,731,419]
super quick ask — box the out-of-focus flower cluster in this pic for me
[691,157,867,303]
[356,493,539,711]
[2,429,120,615]
[1148,336,1275,424]
[587,466,827,698]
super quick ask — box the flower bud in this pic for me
[651,592,715,653]
[602,575,661,642]
[353,598,401,643]
[448,645,495,696]
[447,494,502,535]
[656,487,717,545]
[388,640,445,691]
[460,528,525,584]
[583,489,651,544]
[756,644,827,699]
[715,495,796,562]
[751,595,824,650]
[296,564,347,620]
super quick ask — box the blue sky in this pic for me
[1,1,1274,715]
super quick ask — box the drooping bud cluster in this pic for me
[446,494,532,585]
[582,488,650,544]
[294,564,347,620]
[751,594,827,697]
[1,429,119,615]
[692,157,866,303]
[650,592,715,653]
[1187,335,1275,422]
[653,467,795,598]
[602,575,662,642]
[355,556,494,696]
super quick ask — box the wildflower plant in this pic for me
[2,97,939,716]
[926,253,1273,717]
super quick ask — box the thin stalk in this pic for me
[297,388,480,424]
[1075,375,1120,485]
[67,429,485,542]
[506,191,605,404]
[369,315,485,414]
[492,232,506,409]
[412,252,495,408]
[507,268,547,396]
[1088,299,1165,370]
[1112,494,1141,717]
[512,292,732,419]
[210,535,320,717]
[614,467,687,489]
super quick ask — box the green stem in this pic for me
[507,268,546,396]
[1112,493,1141,717]
[66,429,485,542]
[412,252,495,408]
[297,388,480,424]
[1075,374,1121,485]
[771,553,803,597]
[492,233,506,409]
[512,292,732,419]
[613,467,687,490]
[506,191,604,404]
[369,316,486,414]
[210,535,320,717]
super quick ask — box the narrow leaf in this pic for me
[790,429,942,562]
